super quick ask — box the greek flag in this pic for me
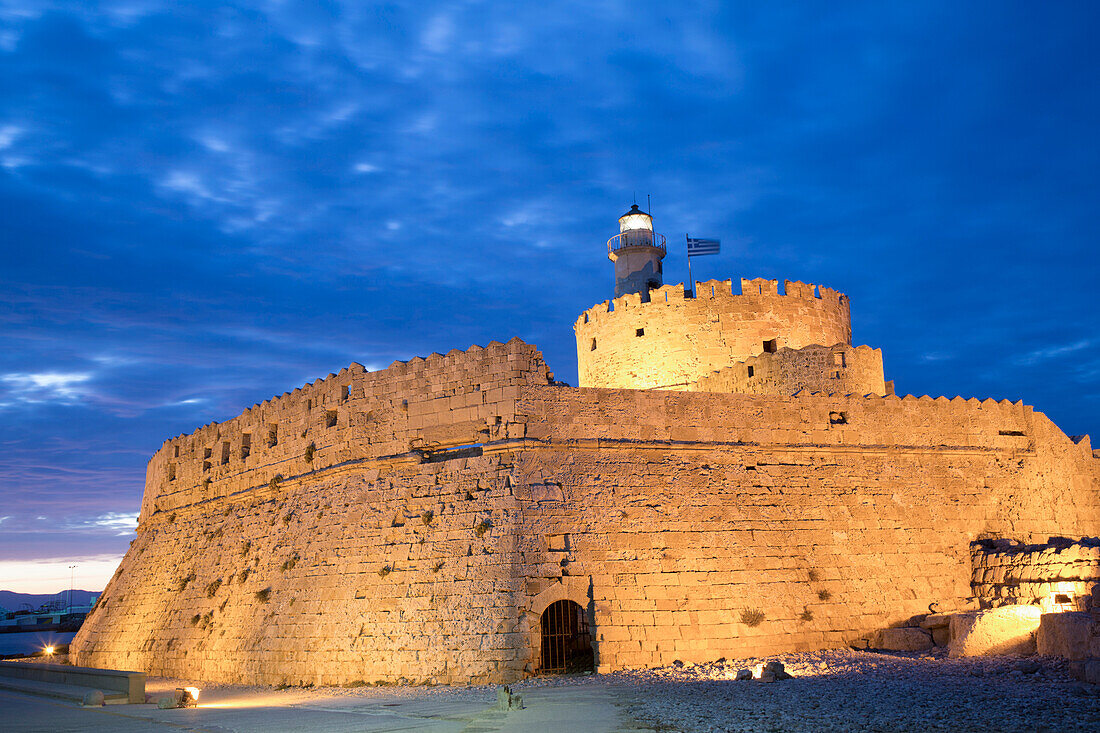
[686,236,720,256]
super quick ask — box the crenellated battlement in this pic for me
[143,337,552,522]
[575,277,849,328]
[574,275,852,390]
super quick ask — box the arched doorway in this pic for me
[539,600,594,674]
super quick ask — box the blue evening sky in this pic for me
[1,1,1097,592]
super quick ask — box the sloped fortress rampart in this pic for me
[72,206,1100,686]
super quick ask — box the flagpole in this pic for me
[686,233,694,297]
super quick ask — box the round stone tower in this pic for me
[608,204,666,301]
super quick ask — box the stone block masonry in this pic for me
[971,536,1100,611]
[72,338,1100,685]
[574,278,851,390]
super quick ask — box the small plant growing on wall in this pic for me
[167,513,177,524]
[175,572,196,592]
[421,510,434,525]
[238,567,251,584]
[190,614,201,626]
[378,565,392,578]
[807,569,819,582]
[205,579,222,598]
[432,560,444,573]
[255,587,271,602]
[282,512,293,525]
[269,474,283,491]
[800,608,814,622]
[304,442,316,463]
[475,518,492,537]
[240,540,251,558]
[740,608,765,627]
[281,554,299,572]
[818,589,832,601]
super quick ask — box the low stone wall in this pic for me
[971,537,1100,611]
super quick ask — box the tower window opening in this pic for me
[203,447,212,460]
[307,399,313,410]
[833,352,847,367]
[221,441,231,465]
[341,385,349,403]
[763,339,778,353]
[168,464,176,482]
[203,461,211,472]
[747,366,754,377]
[174,445,180,458]
[326,410,338,428]
[240,433,251,460]
[539,600,594,674]
[590,338,597,351]
[635,328,645,337]
[267,424,278,447]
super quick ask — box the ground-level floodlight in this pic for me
[158,687,200,709]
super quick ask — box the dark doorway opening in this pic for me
[539,600,594,674]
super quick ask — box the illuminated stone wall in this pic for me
[574,278,851,390]
[513,386,1100,671]
[692,343,887,397]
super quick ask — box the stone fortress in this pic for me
[72,205,1100,686]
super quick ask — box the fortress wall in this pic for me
[693,343,887,397]
[74,451,530,686]
[574,278,852,390]
[512,386,1100,672]
[141,338,551,521]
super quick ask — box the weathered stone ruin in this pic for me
[71,206,1100,686]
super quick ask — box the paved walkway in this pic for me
[1,680,652,733]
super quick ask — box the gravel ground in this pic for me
[514,649,1100,733]
[15,649,1100,731]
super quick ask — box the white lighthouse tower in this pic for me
[607,204,666,301]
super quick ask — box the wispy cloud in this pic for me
[0,372,93,404]
[1016,340,1093,366]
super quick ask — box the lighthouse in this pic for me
[607,204,666,301]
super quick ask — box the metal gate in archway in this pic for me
[539,599,594,674]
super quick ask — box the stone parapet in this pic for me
[574,277,852,389]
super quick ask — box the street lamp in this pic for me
[68,565,76,614]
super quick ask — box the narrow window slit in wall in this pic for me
[635,328,645,337]
[326,410,338,428]
[583,313,589,323]
[221,441,231,465]
[203,447,212,459]
[174,445,180,458]
[833,352,846,367]
[341,385,349,403]
[829,411,848,425]
[268,424,278,447]
[747,366,754,377]
[763,339,778,353]
[168,464,176,481]
[240,433,251,460]
[307,399,313,410]
[590,338,597,351]
[203,461,211,472]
